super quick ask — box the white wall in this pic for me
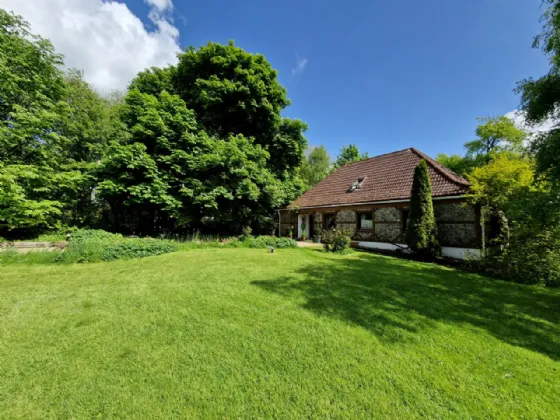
[355,242,481,260]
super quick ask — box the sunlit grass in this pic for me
[1,248,558,418]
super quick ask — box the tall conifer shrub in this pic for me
[406,160,441,259]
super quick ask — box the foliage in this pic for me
[335,144,369,167]
[465,116,526,159]
[70,228,121,243]
[0,229,176,264]
[239,226,252,241]
[405,160,441,259]
[472,224,560,287]
[300,145,332,189]
[0,14,307,237]
[248,236,297,249]
[435,153,485,177]
[100,239,178,261]
[467,154,535,211]
[436,116,527,178]
[0,11,123,233]
[322,228,352,253]
[516,0,560,183]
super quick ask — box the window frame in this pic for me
[356,212,374,231]
[323,213,337,230]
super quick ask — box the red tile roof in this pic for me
[289,148,470,209]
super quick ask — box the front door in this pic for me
[309,215,314,238]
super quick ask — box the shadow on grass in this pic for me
[252,252,560,360]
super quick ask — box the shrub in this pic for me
[248,236,297,249]
[471,226,560,287]
[405,160,441,259]
[322,229,352,253]
[239,226,252,241]
[70,229,121,243]
[101,239,178,261]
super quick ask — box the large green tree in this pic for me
[436,116,526,177]
[405,160,441,259]
[335,144,369,167]
[131,41,308,178]
[517,0,560,183]
[300,146,332,189]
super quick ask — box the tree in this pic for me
[335,144,369,167]
[300,146,332,188]
[517,0,560,183]
[0,11,87,233]
[173,41,307,177]
[465,116,526,160]
[405,160,441,259]
[435,153,482,177]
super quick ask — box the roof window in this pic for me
[348,176,366,192]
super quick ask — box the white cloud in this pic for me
[144,0,173,12]
[292,55,308,76]
[0,0,182,91]
[505,110,558,133]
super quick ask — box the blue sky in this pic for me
[7,0,547,160]
[132,0,549,159]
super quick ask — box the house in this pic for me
[279,148,482,259]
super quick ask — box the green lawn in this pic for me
[1,248,559,418]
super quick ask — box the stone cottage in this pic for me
[279,148,482,259]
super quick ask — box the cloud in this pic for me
[144,0,173,12]
[505,110,558,133]
[0,0,182,91]
[292,55,308,76]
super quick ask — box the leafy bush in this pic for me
[70,229,121,243]
[101,239,178,261]
[248,236,297,249]
[471,226,560,287]
[239,226,252,241]
[322,229,352,253]
[1,229,177,264]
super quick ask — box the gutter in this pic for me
[279,194,465,211]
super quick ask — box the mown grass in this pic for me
[0,248,559,418]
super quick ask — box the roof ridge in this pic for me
[409,148,470,187]
[340,148,414,167]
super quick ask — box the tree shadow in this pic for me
[252,252,560,360]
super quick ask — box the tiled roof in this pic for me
[289,148,470,209]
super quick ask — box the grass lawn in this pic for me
[1,248,559,418]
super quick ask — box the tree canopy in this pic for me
[0,12,307,236]
[517,0,560,183]
[300,146,332,189]
[335,144,369,167]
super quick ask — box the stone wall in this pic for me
[434,202,479,248]
[336,210,356,236]
[284,200,481,248]
[375,207,401,222]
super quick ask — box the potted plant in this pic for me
[314,227,322,243]
[287,226,293,239]
[301,219,307,241]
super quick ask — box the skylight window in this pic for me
[348,176,366,192]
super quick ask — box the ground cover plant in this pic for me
[0,229,178,264]
[0,248,558,418]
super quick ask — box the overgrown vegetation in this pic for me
[0,229,178,264]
